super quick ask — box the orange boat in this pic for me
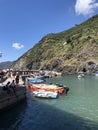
[28,83,65,94]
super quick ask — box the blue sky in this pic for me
[0,0,98,62]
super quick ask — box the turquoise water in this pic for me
[0,74,98,130]
[46,74,98,121]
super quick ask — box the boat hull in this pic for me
[32,90,58,99]
[29,84,65,95]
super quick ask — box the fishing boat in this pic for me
[26,77,45,84]
[32,90,58,99]
[95,71,98,76]
[26,77,68,95]
[29,83,65,95]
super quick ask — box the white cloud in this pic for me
[75,0,98,16]
[12,43,24,50]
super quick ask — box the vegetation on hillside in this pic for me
[11,14,98,74]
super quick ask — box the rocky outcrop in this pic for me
[10,15,98,74]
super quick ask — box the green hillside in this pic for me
[11,14,98,74]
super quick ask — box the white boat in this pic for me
[95,72,98,76]
[78,72,85,79]
[78,74,82,78]
[32,90,58,99]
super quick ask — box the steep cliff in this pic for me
[11,14,98,74]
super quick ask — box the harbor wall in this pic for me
[0,86,26,112]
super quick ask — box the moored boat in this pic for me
[26,77,45,84]
[26,77,69,96]
[28,83,65,95]
[95,71,98,76]
[32,90,58,99]
[78,72,85,79]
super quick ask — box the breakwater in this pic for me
[0,85,26,112]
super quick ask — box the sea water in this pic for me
[0,74,98,130]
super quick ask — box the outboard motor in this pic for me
[63,86,69,94]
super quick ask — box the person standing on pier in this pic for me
[15,75,19,85]
[9,80,16,95]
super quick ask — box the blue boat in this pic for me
[95,71,98,76]
[26,77,45,84]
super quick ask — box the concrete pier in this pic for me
[0,86,26,112]
[0,77,26,112]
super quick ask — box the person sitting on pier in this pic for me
[9,80,16,88]
[3,81,11,94]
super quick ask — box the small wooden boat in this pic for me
[26,77,68,95]
[29,83,65,95]
[26,77,45,84]
[32,90,58,99]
